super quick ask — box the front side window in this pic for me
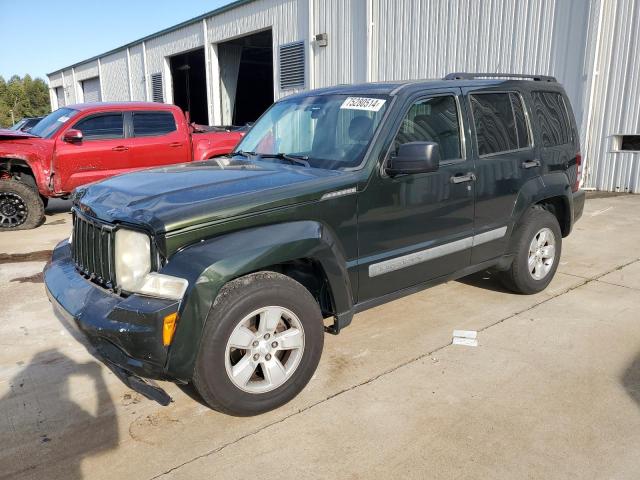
[234,94,389,170]
[74,113,124,140]
[531,91,572,147]
[393,95,462,161]
[471,93,531,156]
[132,111,176,137]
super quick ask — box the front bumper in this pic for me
[44,240,179,381]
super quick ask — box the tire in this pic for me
[499,207,562,294]
[193,271,324,416]
[0,179,45,231]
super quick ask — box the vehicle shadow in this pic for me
[621,351,640,409]
[0,349,119,479]
[457,269,513,293]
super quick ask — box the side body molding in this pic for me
[160,221,353,380]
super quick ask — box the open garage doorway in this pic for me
[218,29,274,126]
[170,48,208,125]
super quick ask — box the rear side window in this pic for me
[74,113,124,140]
[470,93,531,156]
[132,111,177,137]
[531,91,573,147]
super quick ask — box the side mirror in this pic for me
[63,129,83,144]
[385,141,440,176]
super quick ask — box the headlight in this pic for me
[114,229,188,300]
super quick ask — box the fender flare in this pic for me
[0,155,49,195]
[161,220,353,379]
[511,173,573,229]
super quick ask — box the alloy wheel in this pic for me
[528,227,556,280]
[0,192,28,228]
[224,306,305,394]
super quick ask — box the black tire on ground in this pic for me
[499,207,562,295]
[0,179,45,231]
[40,195,49,209]
[193,271,324,416]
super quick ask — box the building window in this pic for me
[470,92,531,156]
[151,73,164,103]
[614,135,640,152]
[279,41,305,90]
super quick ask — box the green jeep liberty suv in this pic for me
[45,73,585,416]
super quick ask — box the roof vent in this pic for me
[151,73,164,103]
[279,41,305,90]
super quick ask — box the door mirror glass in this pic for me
[386,141,440,176]
[63,129,83,144]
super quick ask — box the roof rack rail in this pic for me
[443,72,557,82]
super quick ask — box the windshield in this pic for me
[29,108,79,138]
[9,119,27,131]
[234,94,389,169]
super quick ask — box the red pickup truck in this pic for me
[0,102,244,230]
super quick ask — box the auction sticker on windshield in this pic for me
[340,97,386,112]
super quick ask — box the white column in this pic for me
[142,41,150,101]
[126,47,133,100]
[97,58,105,101]
[210,43,222,125]
[307,0,315,90]
[203,19,214,125]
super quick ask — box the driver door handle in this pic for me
[522,159,541,169]
[450,172,476,184]
[169,142,183,148]
[112,146,129,152]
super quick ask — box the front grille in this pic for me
[71,211,117,289]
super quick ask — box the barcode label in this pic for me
[340,97,386,112]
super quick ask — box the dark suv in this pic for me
[45,73,585,416]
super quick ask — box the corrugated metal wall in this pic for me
[313,0,367,88]
[583,0,640,193]
[45,0,639,193]
[128,44,146,101]
[207,0,306,101]
[100,50,130,101]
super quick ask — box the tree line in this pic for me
[0,75,51,128]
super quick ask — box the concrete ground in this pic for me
[1,193,639,480]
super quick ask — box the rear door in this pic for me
[463,88,538,264]
[55,111,130,192]
[127,110,191,167]
[357,89,476,301]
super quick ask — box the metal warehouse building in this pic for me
[48,0,640,192]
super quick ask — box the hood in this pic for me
[0,129,38,140]
[75,159,352,233]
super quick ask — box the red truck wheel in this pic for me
[0,180,45,230]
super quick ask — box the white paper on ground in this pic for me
[452,337,478,347]
[452,330,477,339]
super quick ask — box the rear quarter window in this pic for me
[531,91,573,147]
[132,111,177,137]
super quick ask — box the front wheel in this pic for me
[499,207,562,294]
[193,271,324,416]
[0,179,45,231]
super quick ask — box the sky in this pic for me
[0,0,236,81]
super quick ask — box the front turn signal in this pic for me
[163,313,179,346]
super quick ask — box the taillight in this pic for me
[573,152,582,192]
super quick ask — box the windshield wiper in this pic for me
[231,150,257,158]
[258,153,310,167]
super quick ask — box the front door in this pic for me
[55,111,131,192]
[357,90,476,302]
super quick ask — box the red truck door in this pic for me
[54,111,132,192]
[127,110,191,167]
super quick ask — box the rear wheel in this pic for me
[193,271,324,416]
[0,179,45,230]
[499,207,562,294]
